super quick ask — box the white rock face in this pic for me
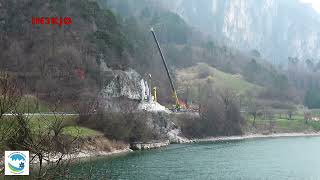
[138,102,171,113]
[168,129,191,144]
[140,79,146,101]
[99,65,145,112]
[101,68,143,100]
[130,140,170,150]
[100,64,171,113]
[163,0,320,63]
[98,66,182,142]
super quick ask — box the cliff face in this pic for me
[99,62,144,112]
[98,65,188,143]
[164,0,320,63]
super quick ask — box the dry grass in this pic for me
[176,63,263,95]
[81,137,129,152]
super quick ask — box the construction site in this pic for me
[137,28,200,114]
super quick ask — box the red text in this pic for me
[32,17,73,26]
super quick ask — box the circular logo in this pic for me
[7,152,26,174]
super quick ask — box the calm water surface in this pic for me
[70,136,320,180]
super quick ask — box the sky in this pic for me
[300,0,320,13]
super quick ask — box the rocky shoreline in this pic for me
[68,132,320,161]
[4,131,319,169]
[130,140,170,150]
[2,132,320,171]
[192,132,320,143]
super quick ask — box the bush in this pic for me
[177,88,244,138]
[305,87,320,109]
[174,114,202,138]
[197,64,213,79]
[270,101,296,110]
[83,110,155,143]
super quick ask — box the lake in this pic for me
[69,136,320,179]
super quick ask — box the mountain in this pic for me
[0,0,137,104]
[98,0,296,105]
[162,0,320,64]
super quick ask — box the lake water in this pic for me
[70,136,320,180]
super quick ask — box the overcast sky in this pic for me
[301,0,320,13]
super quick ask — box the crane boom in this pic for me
[150,28,180,108]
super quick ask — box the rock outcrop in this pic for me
[99,62,144,112]
[138,102,171,113]
[101,68,143,100]
[99,63,171,114]
[164,0,320,63]
[99,65,185,145]
[168,129,192,144]
[130,140,170,150]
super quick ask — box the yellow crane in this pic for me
[150,28,181,110]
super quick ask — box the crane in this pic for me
[150,28,181,110]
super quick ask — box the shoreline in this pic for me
[192,132,320,143]
[28,148,133,166]
[66,148,133,161]
[68,132,320,161]
[2,132,320,169]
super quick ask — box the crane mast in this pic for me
[150,28,180,109]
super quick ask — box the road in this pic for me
[3,112,79,116]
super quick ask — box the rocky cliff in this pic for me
[99,64,142,112]
[163,0,320,63]
[99,63,170,113]
[98,65,187,142]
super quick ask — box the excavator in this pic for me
[150,28,182,111]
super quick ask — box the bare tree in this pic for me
[0,72,22,117]
[0,81,83,178]
[0,72,22,149]
[7,98,83,179]
[75,90,98,124]
[304,111,311,124]
[247,97,259,127]
[287,110,293,120]
[219,89,243,136]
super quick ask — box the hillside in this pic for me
[102,0,320,64]
[0,0,306,111]
[3,1,320,179]
[101,0,297,106]
[162,0,320,64]
[176,63,263,102]
[0,0,171,105]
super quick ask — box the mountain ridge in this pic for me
[161,0,320,64]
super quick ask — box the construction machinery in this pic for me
[152,87,157,102]
[150,28,181,110]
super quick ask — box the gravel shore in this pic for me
[193,132,320,143]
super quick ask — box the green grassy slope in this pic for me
[1,115,102,139]
[176,63,263,98]
[29,115,103,138]
[244,112,320,134]
[11,95,76,113]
